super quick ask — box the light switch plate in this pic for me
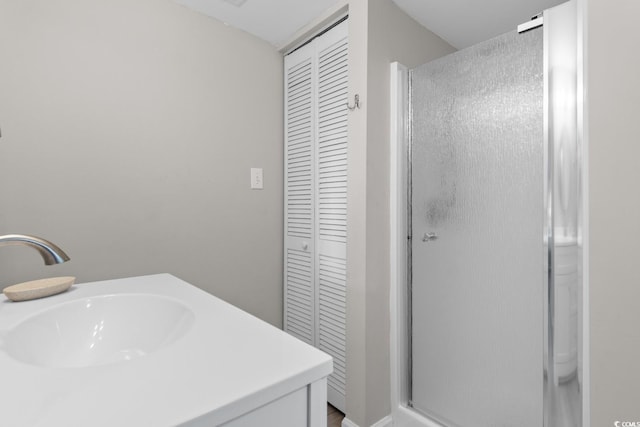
[250,168,263,189]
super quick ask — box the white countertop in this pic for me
[0,274,332,426]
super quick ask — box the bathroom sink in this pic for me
[4,294,194,368]
[0,274,333,426]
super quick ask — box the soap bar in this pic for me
[3,276,75,302]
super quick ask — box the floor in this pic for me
[327,404,345,427]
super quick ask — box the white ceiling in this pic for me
[173,0,340,48]
[174,0,566,50]
[392,0,565,48]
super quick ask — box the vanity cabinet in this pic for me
[0,274,332,427]
[218,381,326,427]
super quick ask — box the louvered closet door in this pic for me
[284,19,348,413]
[284,45,316,346]
[314,21,348,413]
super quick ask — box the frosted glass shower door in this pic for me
[410,29,544,426]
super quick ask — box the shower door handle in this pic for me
[422,232,438,242]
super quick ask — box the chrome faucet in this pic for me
[0,234,70,265]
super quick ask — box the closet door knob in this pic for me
[302,242,309,251]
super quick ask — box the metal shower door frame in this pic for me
[389,1,589,425]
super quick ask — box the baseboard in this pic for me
[342,415,393,427]
[372,415,393,427]
[341,418,358,427]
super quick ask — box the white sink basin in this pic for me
[0,274,333,427]
[4,293,194,368]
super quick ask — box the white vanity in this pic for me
[0,274,332,426]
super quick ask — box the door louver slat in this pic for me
[317,38,348,245]
[318,253,347,399]
[285,249,314,345]
[286,60,313,240]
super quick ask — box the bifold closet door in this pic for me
[284,41,316,347]
[314,21,348,412]
[283,20,348,413]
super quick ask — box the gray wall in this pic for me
[0,0,284,327]
[346,0,455,424]
[588,0,640,423]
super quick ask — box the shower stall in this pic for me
[390,1,587,426]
